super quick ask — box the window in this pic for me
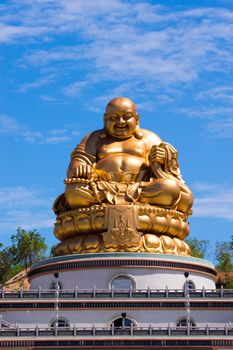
[111,317,135,328]
[183,280,195,291]
[51,318,70,328]
[176,318,196,327]
[110,275,134,289]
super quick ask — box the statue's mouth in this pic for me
[114,125,129,133]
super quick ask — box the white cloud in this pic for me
[197,86,233,103]
[44,136,71,144]
[0,187,49,209]
[206,117,233,138]
[193,182,233,220]
[40,95,57,102]
[0,23,48,43]
[1,1,233,137]
[2,1,233,85]
[18,75,55,93]
[0,210,53,233]
[0,115,20,134]
[0,186,55,233]
[22,47,82,66]
[0,114,78,144]
[177,102,233,138]
[63,81,88,97]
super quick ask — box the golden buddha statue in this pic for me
[53,97,193,256]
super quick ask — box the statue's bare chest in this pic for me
[97,138,148,160]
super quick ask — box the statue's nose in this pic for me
[117,116,125,124]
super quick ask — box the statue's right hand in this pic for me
[150,145,166,165]
[74,164,94,179]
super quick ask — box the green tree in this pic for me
[0,245,15,283]
[11,228,48,269]
[50,244,57,257]
[185,238,210,259]
[215,241,233,289]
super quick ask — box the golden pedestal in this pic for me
[54,204,190,256]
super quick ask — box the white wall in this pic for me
[30,267,216,290]
[2,309,232,328]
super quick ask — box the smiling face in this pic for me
[104,97,139,139]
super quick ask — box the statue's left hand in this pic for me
[150,145,166,165]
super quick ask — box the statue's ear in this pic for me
[104,113,107,124]
[135,112,139,124]
[134,126,143,139]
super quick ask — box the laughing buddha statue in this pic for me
[53,97,193,256]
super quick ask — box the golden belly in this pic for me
[95,154,148,183]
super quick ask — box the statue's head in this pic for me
[103,97,142,139]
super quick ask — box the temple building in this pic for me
[0,97,232,350]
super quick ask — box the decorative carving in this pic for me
[54,205,189,242]
[54,232,190,256]
[102,206,141,249]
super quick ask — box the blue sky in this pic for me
[1,0,233,260]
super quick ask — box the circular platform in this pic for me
[29,253,217,290]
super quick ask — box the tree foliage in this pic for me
[11,228,48,269]
[0,228,48,284]
[186,238,210,259]
[50,244,57,257]
[0,246,15,283]
[215,241,233,289]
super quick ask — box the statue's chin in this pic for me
[106,125,134,139]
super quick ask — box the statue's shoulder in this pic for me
[71,129,103,156]
[141,128,162,146]
[78,129,103,144]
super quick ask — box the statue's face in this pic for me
[104,102,138,139]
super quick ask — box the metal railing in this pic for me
[0,287,232,299]
[0,325,233,337]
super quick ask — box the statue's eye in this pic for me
[110,115,117,120]
[124,113,133,119]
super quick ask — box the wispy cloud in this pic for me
[18,75,55,93]
[63,81,88,97]
[2,1,233,86]
[0,186,54,233]
[0,115,80,144]
[0,114,19,133]
[197,86,233,103]
[0,23,48,43]
[178,83,233,138]
[0,187,49,209]
[40,95,57,102]
[193,182,233,220]
[1,1,233,137]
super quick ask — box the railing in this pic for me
[0,287,232,299]
[0,325,233,337]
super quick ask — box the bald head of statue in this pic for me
[105,97,137,114]
[103,97,142,139]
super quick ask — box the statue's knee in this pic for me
[65,185,91,208]
[161,179,180,202]
[140,178,180,206]
[163,179,179,191]
[178,191,194,213]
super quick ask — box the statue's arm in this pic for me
[67,132,98,178]
[145,130,193,212]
